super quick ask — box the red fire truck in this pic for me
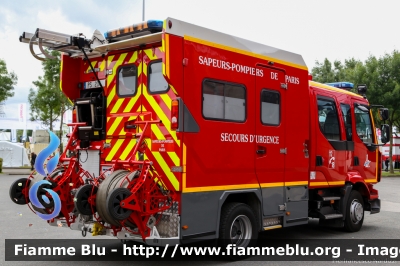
[10,18,390,249]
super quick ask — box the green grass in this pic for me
[381,171,400,177]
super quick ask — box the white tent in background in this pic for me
[0,141,30,167]
[0,132,10,141]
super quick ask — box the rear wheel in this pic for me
[74,184,98,215]
[219,203,258,250]
[9,178,31,205]
[344,190,364,232]
[29,169,63,215]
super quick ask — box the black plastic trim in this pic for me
[286,217,308,224]
[182,231,216,240]
[328,140,354,151]
[316,156,323,166]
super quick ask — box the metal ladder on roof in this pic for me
[19,28,107,60]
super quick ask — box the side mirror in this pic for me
[357,84,367,95]
[380,124,390,144]
[379,108,389,121]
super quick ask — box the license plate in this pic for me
[84,79,105,89]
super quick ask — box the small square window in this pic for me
[261,90,280,126]
[117,66,137,97]
[148,61,169,94]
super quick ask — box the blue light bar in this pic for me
[104,20,163,40]
[326,82,354,90]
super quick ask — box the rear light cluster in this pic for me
[171,99,179,130]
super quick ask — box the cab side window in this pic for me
[317,97,341,140]
[340,104,352,141]
[354,104,373,143]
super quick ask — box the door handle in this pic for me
[256,149,266,155]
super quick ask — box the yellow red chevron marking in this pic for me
[111,99,124,114]
[167,152,179,167]
[144,49,159,60]
[153,152,179,191]
[121,139,136,160]
[106,139,125,161]
[142,85,179,146]
[151,124,165,140]
[104,48,181,191]
[108,117,123,136]
[123,92,141,112]
[160,94,172,111]
[169,84,178,96]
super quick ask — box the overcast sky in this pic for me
[1,0,400,119]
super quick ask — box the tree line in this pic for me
[311,50,400,172]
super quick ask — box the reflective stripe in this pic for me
[183,184,260,193]
[142,85,179,146]
[106,139,125,161]
[285,181,308,186]
[260,182,284,188]
[153,152,179,191]
[120,138,137,160]
[167,151,179,167]
[108,117,123,136]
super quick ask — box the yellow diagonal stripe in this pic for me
[142,85,179,146]
[160,94,172,111]
[107,117,123,136]
[106,139,124,161]
[153,152,179,191]
[120,138,136,160]
[111,98,124,114]
[167,152,179,166]
[123,93,140,112]
[107,87,116,107]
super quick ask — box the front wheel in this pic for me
[344,190,364,232]
[219,202,258,250]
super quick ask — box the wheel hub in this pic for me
[350,199,363,224]
[229,215,252,246]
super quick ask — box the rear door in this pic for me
[103,47,180,192]
[255,67,286,216]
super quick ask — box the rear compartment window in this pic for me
[317,97,341,140]
[202,80,246,122]
[261,90,280,125]
[148,61,169,94]
[117,66,137,97]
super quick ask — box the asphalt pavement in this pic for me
[1,174,400,266]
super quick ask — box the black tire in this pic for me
[219,203,258,251]
[344,190,364,232]
[106,187,133,220]
[96,170,130,226]
[74,184,98,215]
[29,169,64,215]
[9,178,31,205]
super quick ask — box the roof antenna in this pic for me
[142,0,145,21]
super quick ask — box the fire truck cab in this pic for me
[11,17,390,249]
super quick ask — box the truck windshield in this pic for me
[354,105,374,143]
